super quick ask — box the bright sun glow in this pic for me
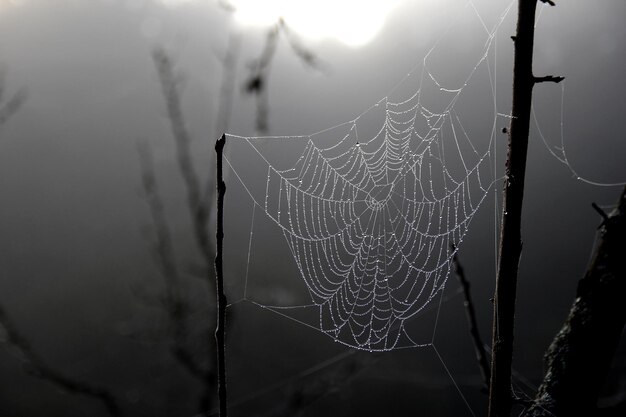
[229,0,400,47]
[0,0,24,9]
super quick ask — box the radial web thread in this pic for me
[224,1,515,352]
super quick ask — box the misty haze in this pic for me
[0,1,624,417]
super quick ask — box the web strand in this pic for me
[224,0,515,352]
[225,93,498,350]
[533,82,626,187]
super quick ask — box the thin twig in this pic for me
[152,49,214,268]
[0,305,122,416]
[591,202,610,225]
[451,245,491,392]
[0,87,26,127]
[243,20,324,133]
[277,19,326,72]
[244,27,279,133]
[533,75,564,84]
[137,143,213,384]
[150,48,221,413]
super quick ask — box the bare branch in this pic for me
[244,27,279,133]
[152,48,215,271]
[0,87,26,127]
[150,46,226,414]
[539,0,556,7]
[278,19,327,72]
[137,142,183,295]
[137,142,213,384]
[451,246,491,392]
[522,186,626,416]
[533,75,565,84]
[243,20,324,133]
[489,2,545,415]
[0,305,122,416]
[591,202,610,225]
[214,134,228,417]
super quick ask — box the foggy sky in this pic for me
[0,1,625,416]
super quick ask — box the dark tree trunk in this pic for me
[488,1,563,415]
[523,187,626,416]
[488,1,539,415]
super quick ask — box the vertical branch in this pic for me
[214,134,228,417]
[489,0,537,413]
[489,1,560,415]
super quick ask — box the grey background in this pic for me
[0,0,624,416]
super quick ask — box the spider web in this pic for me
[224,1,514,352]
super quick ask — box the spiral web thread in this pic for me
[225,1,515,353]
